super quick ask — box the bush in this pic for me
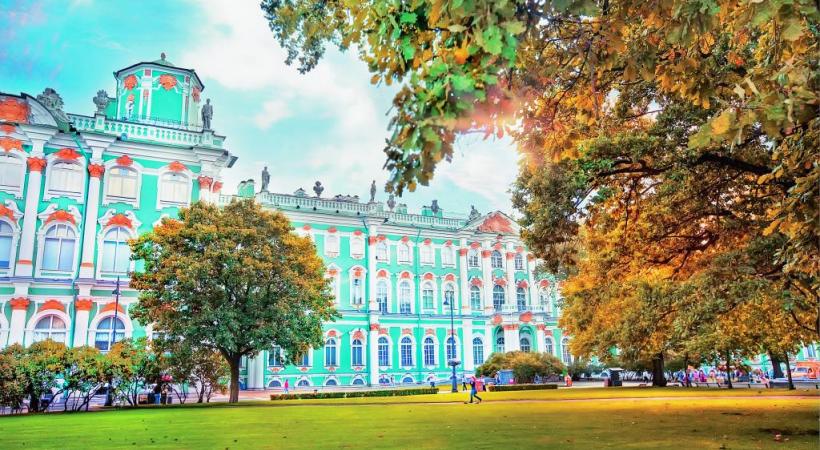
[490,384,558,392]
[270,388,437,401]
[476,351,565,383]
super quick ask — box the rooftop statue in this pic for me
[261,166,270,192]
[294,188,307,197]
[201,98,213,130]
[387,194,396,211]
[430,199,440,215]
[313,181,324,198]
[93,90,109,114]
[369,180,377,203]
[469,205,480,220]
[36,88,69,123]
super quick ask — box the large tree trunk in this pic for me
[724,351,733,389]
[28,391,41,413]
[651,353,667,387]
[769,352,785,378]
[784,351,795,390]
[228,356,241,403]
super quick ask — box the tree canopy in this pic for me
[130,199,338,402]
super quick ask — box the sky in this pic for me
[0,0,521,217]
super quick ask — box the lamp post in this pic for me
[104,277,122,407]
[443,295,459,393]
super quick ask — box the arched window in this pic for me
[514,253,524,270]
[158,172,189,204]
[805,345,816,359]
[442,247,454,265]
[0,221,14,269]
[351,276,364,306]
[472,337,484,365]
[0,153,24,191]
[101,227,131,274]
[268,379,282,388]
[421,281,434,311]
[378,337,390,366]
[94,316,125,351]
[423,336,435,366]
[376,280,388,313]
[400,336,413,366]
[106,166,139,200]
[561,337,572,364]
[468,249,480,267]
[401,376,414,384]
[298,351,311,367]
[420,244,433,264]
[545,337,554,355]
[495,335,505,354]
[297,378,310,387]
[328,274,339,302]
[324,234,339,256]
[446,336,457,361]
[351,338,364,366]
[268,346,283,366]
[33,315,67,343]
[491,250,503,269]
[375,241,388,261]
[492,285,505,311]
[397,242,410,263]
[350,236,364,258]
[519,335,531,352]
[49,161,83,196]
[516,287,527,311]
[399,280,412,314]
[470,286,482,311]
[42,224,77,272]
[325,378,338,386]
[540,288,552,315]
[352,377,365,386]
[324,337,338,366]
[443,285,455,310]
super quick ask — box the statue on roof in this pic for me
[93,90,109,114]
[469,205,480,220]
[369,180,377,203]
[201,98,213,130]
[387,194,396,211]
[430,199,440,215]
[36,88,68,123]
[313,181,324,197]
[261,166,270,192]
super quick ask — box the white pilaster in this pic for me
[78,167,104,278]
[527,254,538,310]
[367,226,379,311]
[535,325,546,353]
[368,323,379,386]
[8,297,29,345]
[462,320,473,371]
[504,325,520,352]
[481,246,493,313]
[458,241,470,314]
[505,245,516,308]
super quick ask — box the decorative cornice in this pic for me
[100,302,125,315]
[53,148,82,160]
[27,157,47,172]
[167,161,186,172]
[0,137,22,152]
[197,175,213,188]
[0,97,29,123]
[115,154,134,166]
[9,297,30,310]
[88,163,105,178]
[75,298,94,311]
[38,299,66,313]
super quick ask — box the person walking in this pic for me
[466,378,482,404]
[284,378,289,394]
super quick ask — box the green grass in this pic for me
[0,388,817,449]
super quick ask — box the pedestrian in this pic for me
[466,378,482,404]
[284,378,289,394]
[462,378,467,392]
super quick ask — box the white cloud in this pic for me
[253,98,291,129]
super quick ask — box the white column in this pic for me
[484,324,493,356]
[481,247,493,314]
[197,176,213,203]
[504,325,520,352]
[367,229,378,311]
[247,354,265,389]
[462,319,473,371]
[78,164,104,279]
[15,158,46,277]
[527,254,538,310]
[458,245,469,314]
[505,247,516,308]
[72,298,94,347]
[8,297,29,345]
[368,323,379,386]
[535,325,546,353]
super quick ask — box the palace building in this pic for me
[1,57,813,389]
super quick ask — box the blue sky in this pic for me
[0,0,520,216]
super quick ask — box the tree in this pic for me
[155,338,229,404]
[59,346,109,411]
[130,199,338,403]
[475,351,564,383]
[0,345,26,413]
[107,338,162,406]
[13,340,67,412]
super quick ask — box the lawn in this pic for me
[0,389,817,449]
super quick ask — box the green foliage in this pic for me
[490,383,558,392]
[0,344,26,412]
[269,387,438,400]
[154,337,228,404]
[14,340,68,412]
[130,199,339,403]
[107,338,163,407]
[475,351,564,383]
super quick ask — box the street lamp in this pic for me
[104,277,123,407]
[443,296,459,393]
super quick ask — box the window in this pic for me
[516,287,527,311]
[325,234,339,256]
[268,346,283,366]
[352,338,364,366]
[268,379,282,388]
[324,337,337,366]
[378,337,390,366]
[0,154,23,191]
[101,227,131,274]
[514,253,524,270]
[94,317,125,351]
[491,250,503,269]
[442,247,454,265]
[375,242,388,261]
[423,337,435,366]
[472,338,484,365]
[376,280,388,313]
[492,285,505,311]
[0,221,14,269]
[443,286,454,311]
[420,244,433,264]
[158,172,189,204]
[468,249,480,267]
[328,275,339,302]
[495,335,505,354]
[422,282,434,311]
[545,337,554,355]
[397,243,410,263]
[297,378,310,387]
[107,166,138,199]
[446,336,457,361]
[540,289,552,316]
[350,236,364,258]
[399,281,412,314]
[42,224,76,272]
[352,377,365,386]
[33,315,67,343]
[470,286,482,311]
[299,351,310,367]
[519,335,531,352]
[561,337,572,364]
[805,345,816,359]
[49,162,83,196]
[325,379,338,386]
[351,276,364,306]
[400,337,413,366]
[402,376,414,384]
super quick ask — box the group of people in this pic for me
[671,368,770,387]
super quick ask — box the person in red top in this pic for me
[466,378,482,404]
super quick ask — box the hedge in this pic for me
[489,384,559,392]
[270,388,438,401]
